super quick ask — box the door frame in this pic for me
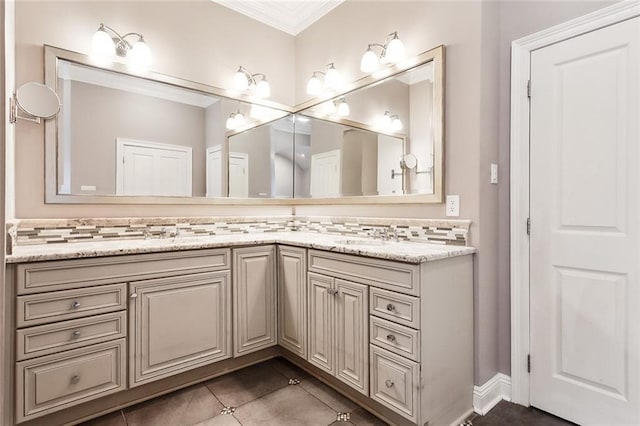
[510,1,640,406]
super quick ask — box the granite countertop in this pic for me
[6,232,475,264]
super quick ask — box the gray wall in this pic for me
[66,81,207,196]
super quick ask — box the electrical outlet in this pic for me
[490,163,498,184]
[446,195,460,217]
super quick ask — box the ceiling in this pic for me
[212,0,345,36]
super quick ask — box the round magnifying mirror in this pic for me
[401,153,418,170]
[16,82,61,119]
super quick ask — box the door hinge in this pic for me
[527,80,531,99]
[527,354,531,373]
[526,217,531,235]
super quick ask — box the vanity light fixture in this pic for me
[233,66,271,98]
[306,63,342,95]
[226,109,246,130]
[360,31,405,73]
[380,111,402,131]
[91,23,152,67]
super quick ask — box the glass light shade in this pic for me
[128,39,152,67]
[255,79,271,98]
[233,112,246,127]
[380,112,392,128]
[360,49,379,73]
[306,74,323,95]
[233,69,250,91]
[226,114,236,130]
[324,66,341,89]
[336,101,350,117]
[384,37,405,63]
[391,117,403,131]
[92,29,115,56]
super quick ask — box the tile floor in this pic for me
[81,358,575,426]
[81,357,387,426]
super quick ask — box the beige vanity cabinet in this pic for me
[128,270,232,387]
[233,245,277,356]
[308,271,369,395]
[277,246,307,358]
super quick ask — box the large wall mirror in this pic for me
[44,45,443,205]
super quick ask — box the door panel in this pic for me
[233,246,277,356]
[277,246,307,358]
[530,17,639,425]
[129,271,231,387]
[308,272,335,374]
[335,279,369,394]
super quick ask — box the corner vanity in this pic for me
[4,223,474,426]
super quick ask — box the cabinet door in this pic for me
[308,272,335,374]
[277,246,307,358]
[335,279,369,395]
[129,271,231,387]
[233,246,277,356]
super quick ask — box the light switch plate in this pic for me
[490,163,498,184]
[446,195,460,217]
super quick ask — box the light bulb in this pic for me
[92,27,115,56]
[391,117,403,131]
[128,38,152,67]
[384,35,405,63]
[255,79,271,98]
[234,111,246,127]
[233,68,250,91]
[360,48,379,73]
[226,114,236,130]
[324,64,341,90]
[306,74,323,95]
[380,112,392,128]
[336,100,350,117]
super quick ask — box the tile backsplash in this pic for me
[7,216,470,252]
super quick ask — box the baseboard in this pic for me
[473,373,511,415]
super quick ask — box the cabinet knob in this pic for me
[71,330,81,339]
[385,379,394,388]
[130,293,138,299]
[70,375,81,385]
[386,303,395,312]
[71,301,81,310]
[386,334,396,343]
[327,288,338,296]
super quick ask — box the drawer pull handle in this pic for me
[386,334,396,343]
[327,289,338,296]
[70,375,81,385]
[71,330,81,339]
[386,303,396,312]
[385,379,394,388]
[71,301,81,310]
[130,293,138,299]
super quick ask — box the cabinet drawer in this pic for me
[370,345,419,422]
[16,248,230,294]
[370,287,420,329]
[16,312,126,361]
[16,339,126,423]
[370,316,420,362]
[308,250,419,296]
[16,284,127,327]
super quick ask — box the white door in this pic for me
[310,149,341,197]
[228,152,249,198]
[206,145,222,198]
[116,138,192,197]
[530,18,639,425]
[377,135,403,195]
